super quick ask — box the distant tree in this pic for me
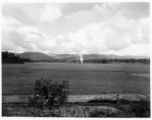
[2,51,24,64]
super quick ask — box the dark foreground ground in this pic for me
[2,99,150,117]
[2,94,150,117]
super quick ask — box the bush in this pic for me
[130,100,150,117]
[29,78,69,110]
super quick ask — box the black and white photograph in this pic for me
[1,0,151,118]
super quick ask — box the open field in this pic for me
[2,63,150,95]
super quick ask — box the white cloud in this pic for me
[1,3,150,56]
[130,18,150,44]
[105,12,139,35]
[140,18,150,43]
[105,32,130,50]
[110,43,150,56]
[2,4,41,26]
[92,4,113,19]
[62,10,149,56]
[65,23,108,54]
[2,16,21,31]
[40,5,62,22]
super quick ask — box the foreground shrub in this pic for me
[29,105,118,117]
[29,78,69,110]
[129,100,150,117]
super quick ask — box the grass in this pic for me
[2,63,150,95]
[2,104,119,117]
[2,99,150,117]
[2,63,150,117]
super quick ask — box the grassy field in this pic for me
[2,63,150,95]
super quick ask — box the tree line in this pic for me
[2,51,150,64]
[34,58,150,64]
[2,51,33,64]
[82,58,150,64]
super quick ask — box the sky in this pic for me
[1,2,150,56]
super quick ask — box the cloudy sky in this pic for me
[1,2,150,56]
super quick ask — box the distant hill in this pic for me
[121,55,150,59]
[49,54,113,60]
[52,54,79,60]
[18,52,55,61]
[83,54,116,60]
[50,54,149,60]
[18,52,149,61]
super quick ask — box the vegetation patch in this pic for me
[2,101,150,117]
[2,78,150,117]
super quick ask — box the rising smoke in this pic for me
[80,54,83,63]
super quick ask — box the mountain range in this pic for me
[17,52,150,61]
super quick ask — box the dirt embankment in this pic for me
[2,94,150,103]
